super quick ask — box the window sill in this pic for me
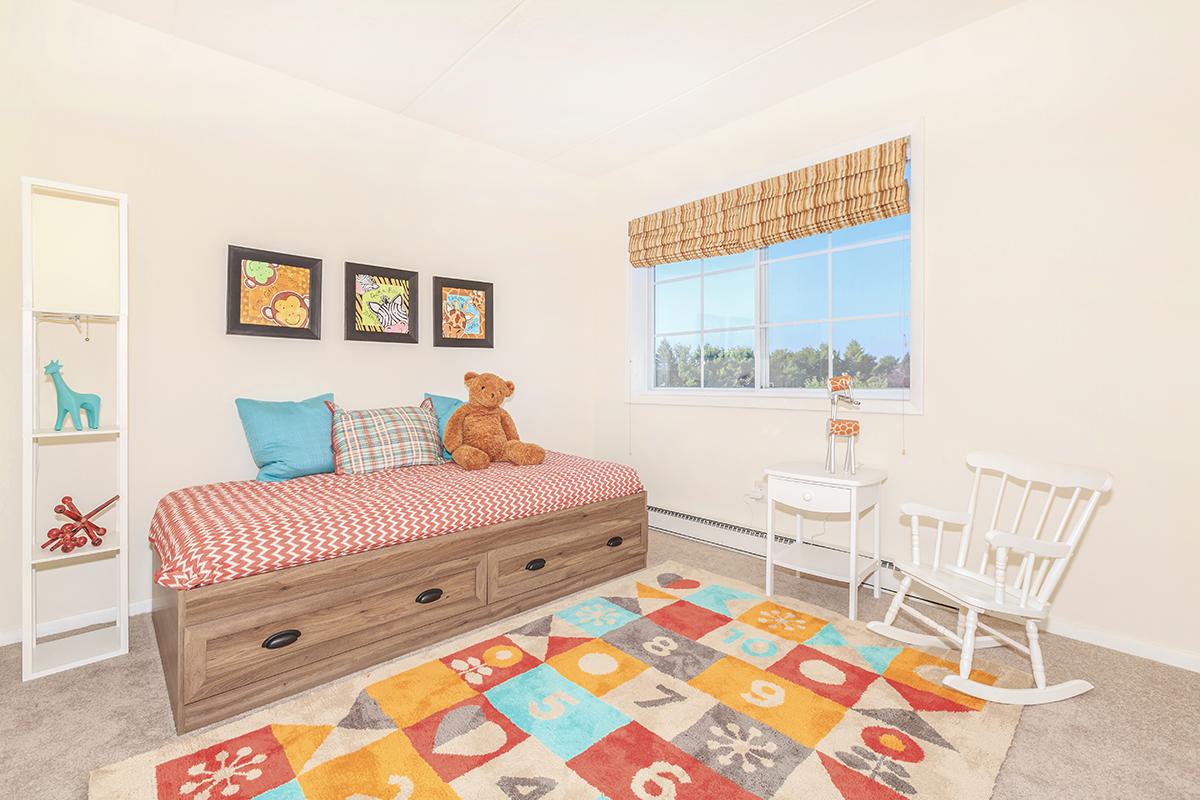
[627,390,922,415]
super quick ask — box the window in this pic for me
[653,251,756,389]
[639,212,917,405]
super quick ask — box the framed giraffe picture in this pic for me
[433,276,493,348]
[344,263,419,344]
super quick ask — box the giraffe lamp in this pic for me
[825,373,861,475]
[44,360,101,432]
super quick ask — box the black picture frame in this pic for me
[433,276,494,348]
[226,245,322,339]
[344,263,419,344]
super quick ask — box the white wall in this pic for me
[3,0,1197,669]
[588,0,1200,665]
[0,0,595,634]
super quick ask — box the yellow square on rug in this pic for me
[90,561,1021,800]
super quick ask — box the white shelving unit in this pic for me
[21,177,129,680]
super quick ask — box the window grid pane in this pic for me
[702,328,755,389]
[651,214,911,394]
[654,334,700,388]
[653,275,701,334]
[653,249,757,388]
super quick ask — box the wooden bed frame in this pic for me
[153,492,648,733]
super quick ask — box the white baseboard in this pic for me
[0,599,151,647]
[1044,617,1200,673]
[650,507,1199,674]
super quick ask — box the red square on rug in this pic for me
[155,725,294,800]
[439,635,540,692]
[568,721,758,800]
[402,696,529,782]
[646,600,729,640]
[767,644,879,708]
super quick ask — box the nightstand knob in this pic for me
[803,492,814,502]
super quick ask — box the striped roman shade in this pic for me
[628,137,909,268]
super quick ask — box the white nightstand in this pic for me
[764,461,887,620]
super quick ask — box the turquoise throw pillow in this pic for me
[235,393,335,482]
[424,393,465,459]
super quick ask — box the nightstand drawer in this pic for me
[769,478,850,513]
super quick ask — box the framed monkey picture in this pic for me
[226,245,322,339]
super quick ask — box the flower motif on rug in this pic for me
[705,721,779,774]
[835,726,925,795]
[756,607,802,632]
[448,655,493,686]
[155,726,296,800]
[573,602,624,628]
[119,567,1021,800]
[178,746,267,799]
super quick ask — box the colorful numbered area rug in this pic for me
[91,562,1021,800]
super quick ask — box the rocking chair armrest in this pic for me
[984,530,1071,559]
[899,502,969,526]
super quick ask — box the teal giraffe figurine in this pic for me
[44,360,101,431]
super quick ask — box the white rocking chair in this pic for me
[867,452,1112,705]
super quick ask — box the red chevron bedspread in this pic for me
[150,451,644,590]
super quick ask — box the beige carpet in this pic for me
[0,531,1196,798]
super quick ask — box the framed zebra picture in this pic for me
[344,263,418,343]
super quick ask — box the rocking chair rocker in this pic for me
[867,452,1112,705]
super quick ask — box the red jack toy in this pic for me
[42,494,119,554]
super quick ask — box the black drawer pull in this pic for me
[416,588,444,604]
[261,629,301,650]
[525,558,547,571]
[606,536,624,548]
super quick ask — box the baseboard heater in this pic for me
[643,505,969,612]
[648,505,896,570]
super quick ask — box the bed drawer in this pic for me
[488,512,645,603]
[183,553,487,704]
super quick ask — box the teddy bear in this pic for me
[443,371,546,470]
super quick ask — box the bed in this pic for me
[151,452,647,733]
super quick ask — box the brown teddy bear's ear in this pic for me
[504,380,515,396]
[463,371,478,385]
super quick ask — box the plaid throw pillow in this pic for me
[328,398,444,475]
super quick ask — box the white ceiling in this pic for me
[78,0,1018,175]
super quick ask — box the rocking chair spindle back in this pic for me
[869,451,1112,705]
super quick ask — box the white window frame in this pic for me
[628,128,924,414]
